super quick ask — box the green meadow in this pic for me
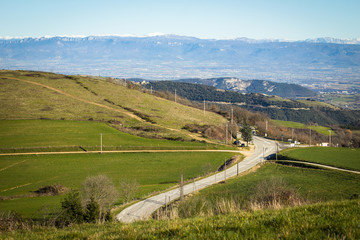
[0,120,225,153]
[0,151,235,217]
[279,147,360,171]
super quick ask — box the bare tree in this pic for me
[80,175,118,222]
[119,179,140,203]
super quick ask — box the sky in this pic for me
[1,0,359,40]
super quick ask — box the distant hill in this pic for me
[175,78,316,98]
[146,81,360,128]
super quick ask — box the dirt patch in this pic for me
[33,184,68,196]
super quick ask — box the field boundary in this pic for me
[0,149,248,156]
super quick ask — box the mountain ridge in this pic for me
[1,35,359,44]
[173,77,316,98]
[1,35,359,88]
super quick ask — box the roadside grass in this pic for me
[0,120,227,153]
[0,152,235,217]
[2,200,359,239]
[176,163,360,218]
[279,147,360,171]
[272,119,334,136]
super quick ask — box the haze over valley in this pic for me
[1,35,359,94]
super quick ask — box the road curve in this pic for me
[116,136,277,223]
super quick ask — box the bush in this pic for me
[58,191,84,226]
[84,198,100,223]
[119,179,140,203]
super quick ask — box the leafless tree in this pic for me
[80,175,118,221]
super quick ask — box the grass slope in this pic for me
[279,147,360,171]
[0,152,235,217]
[2,200,359,239]
[272,119,334,136]
[0,70,226,141]
[0,120,224,153]
[177,163,360,217]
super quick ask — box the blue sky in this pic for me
[1,0,359,40]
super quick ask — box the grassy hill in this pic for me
[0,70,238,217]
[145,80,360,127]
[176,163,360,218]
[0,70,227,142]
[2,200,359,239]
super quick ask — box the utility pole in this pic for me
[225,123,228,144]
[265,120,268,137]
[263,147,265,164]
[231,108,234,124]
[329,130,332,147]
[203,99,206,115]
[224,158,227,183]
[276,142,278,161]
[180,174,184,200]
[100,133,103,153]
[237,162,239,176]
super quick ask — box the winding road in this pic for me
[116,136,277,223]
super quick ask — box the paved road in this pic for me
[116,136,277,223]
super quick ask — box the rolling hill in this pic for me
[145,80,360,128]
[0,70,227,142]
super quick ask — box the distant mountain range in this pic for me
[173,78,316,98]
[1,35,359,91]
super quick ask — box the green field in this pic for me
[272,119,334,135]
[177,163,360,218]
[318,93,360,110]
[279,147,360,171]
[0,120,225,153]
[0,152,235,217]
[2,200,359,239]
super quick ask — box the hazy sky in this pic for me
[1,0,359,40]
